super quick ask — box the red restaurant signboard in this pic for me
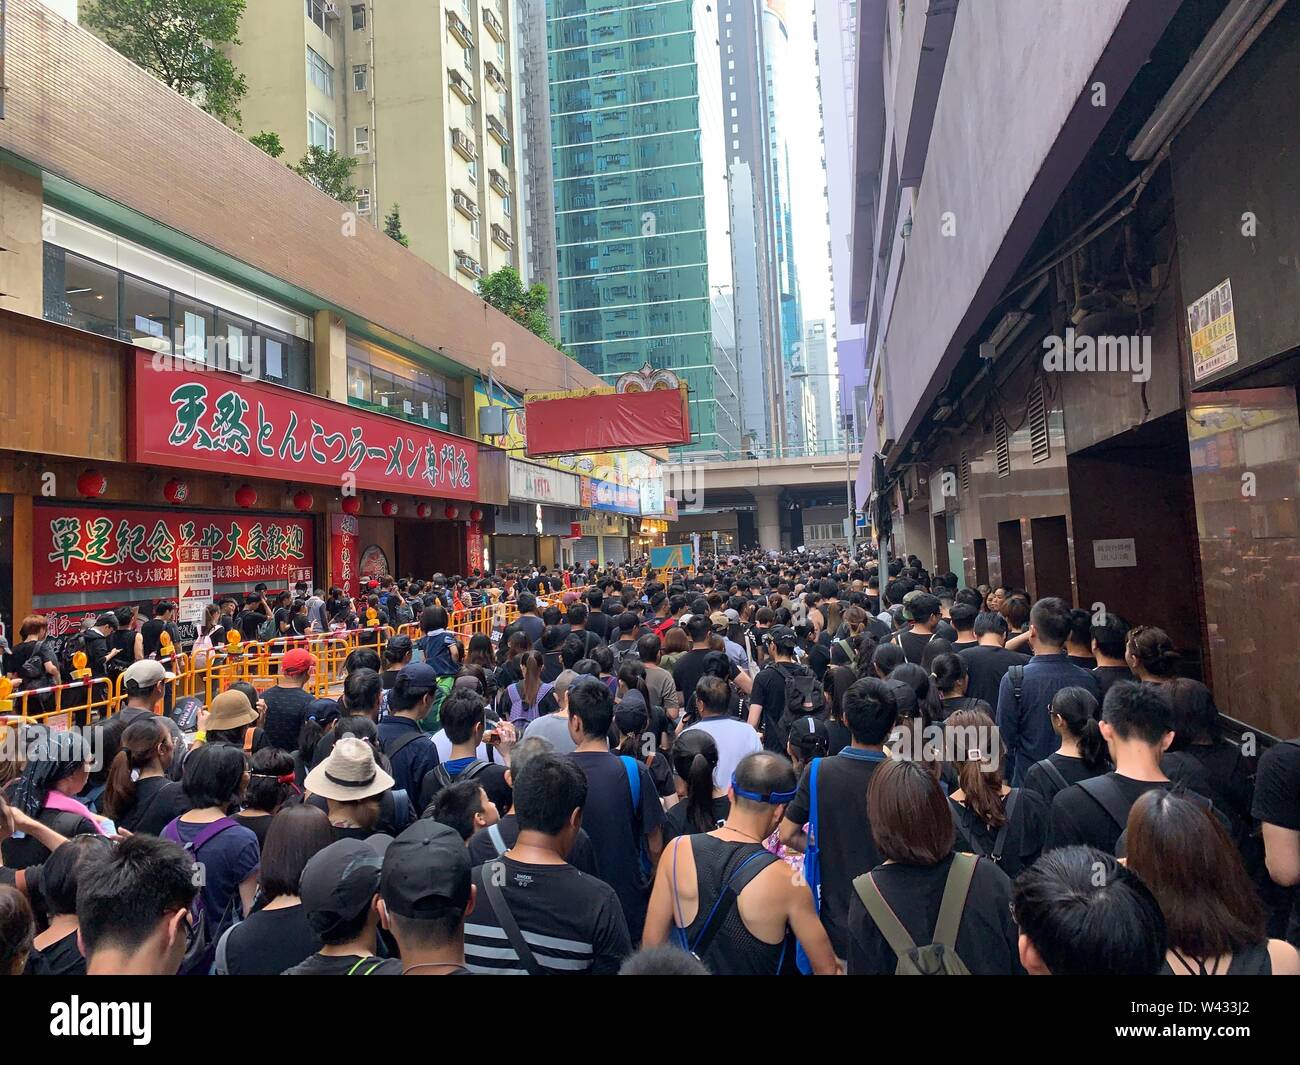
[523,386,691,457]
[34,503,314,598]
[130,351,479,500]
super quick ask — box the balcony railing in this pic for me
[455,250,484,278]
[488,168,510,196]
[484,60,506,91]
[491,222,513,249]
[451,127,477,160]
[486,113,510,145]
[482,7,505,41]
[448,68,475,103]
[447,10,474,47]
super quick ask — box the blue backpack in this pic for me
[620,754,653,879]
[795,757,823,975]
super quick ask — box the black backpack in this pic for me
[18,641,48,683]
[420,758,492,813]
[58,630,93,681]
[770,662,824,746]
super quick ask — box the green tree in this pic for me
[477,267,562,350]
[383,204,410,248]
[82,0,248,127]
[291,146,360,204]
[249,130,284,158]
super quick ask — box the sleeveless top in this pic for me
[1160,942,1272,975]
[678,835,785,976]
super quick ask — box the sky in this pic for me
[783,0,837,374]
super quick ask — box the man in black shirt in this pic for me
[1012,845,1167,975]
[286,837,402,975]
[670,614,723,711]
[140,601,179,660]
[958,611,1029,709]
[261,648,317,751]
[1090,613,1136,700]
[1047,681,1187,855]
[747,625,813,752]
[581,588,612,641]
[780,677,898,961]
[378,819,474,976]
[1253,737,1300,945]
[465,751,631,974]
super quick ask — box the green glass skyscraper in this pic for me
[547,0,739,454]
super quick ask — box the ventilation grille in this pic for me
[994,416,1010,478]
[1028,380,1050,464]
[959,450,971,492]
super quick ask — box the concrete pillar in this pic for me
[753,487,783,552]
[312,310,349,402]
[0,162,45,319]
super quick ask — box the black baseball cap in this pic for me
[381,820,472,918]
[766,625,798,651]
[299,836,393,937]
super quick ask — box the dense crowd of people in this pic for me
[1,548,1298,977]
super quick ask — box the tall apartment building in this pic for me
[547,0,738,455]
[813,0,865,443]
[804,319,836,450]
[230,1,523,291]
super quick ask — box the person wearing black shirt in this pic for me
[567,676,664,943]
[747,626,810,753]
[218,805,330,975]
[958,612,1029,709]
[1253,736,1300,945]
[418,689,512,815]
[1012,845,1167,975]
[889,592,946,665]
[581,590,612,642]
[1090,612,1136,698]
[140,601,180,660]
[1048,681,1201,855]
[464,752,632,974]
[1021,686,1110,805]
[846,758,1022,975]
[261,649,318,751]
[781,677,897,960]
[23,833,110,976]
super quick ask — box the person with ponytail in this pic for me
[944,708,1048,878]
[106,716,190,835]
[1126,625,1181,684]
[235,747,299,846]
[1022,686,1109,804]
[496,648,557,727]
[2,731,105,870]
[930,653,992,722]
[663,730,728,841]
[612,691,675,800]
[617,658,673,752]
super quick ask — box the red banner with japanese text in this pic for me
[466,521,483,576]
[130,351,479,499]
[34,503,314,599]
[330,513,360,601]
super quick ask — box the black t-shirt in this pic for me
[418,758,512,816]
[1092,664,1136,700]
[118,776,191,835]
[223,903,321,975]
[235,811,276,847]
[1047,773,1178,854]
[936,695,993,723]
[1021,751,1104,806]
[948,787,1049,879]
[670,648,722,710]
[283,952,402,975]
[0,864,44,917]
[1253,740,1300,936]
[140,618,168,658]
[663,795,731,841]
[24,930,85,976]
[846,854,1022,975]
[568,751,665,943]
[750,661,812,753]
[958,645,1030,709]
[584,611,612,641]
[262,685,314,751]
[784,749,887,958]
[1067,653,1097,670]
[825,721,851,757]
[894,629,942,665]
[465,813,599,875]
[465,857,632,975]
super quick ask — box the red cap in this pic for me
[281,648,317,676]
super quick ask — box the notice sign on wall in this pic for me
[1093,538,1138,569]
[177,545,214,625]
[1186,278,1239,382]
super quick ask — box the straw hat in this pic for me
[304,735,394,803]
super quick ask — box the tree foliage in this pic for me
[291,146,360,204]
[82,0,248,127]
[477,267,562,350]
[383,204,410,248]
[249,130,284,158]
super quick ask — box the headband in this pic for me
[730,773,797,806]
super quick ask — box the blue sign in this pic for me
[589,477,640,515]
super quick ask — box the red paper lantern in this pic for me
[76,470,107,499]
[292,489,314,512]
[341,496,362,516]
[416,502,433,519]
[234,484,257,509]
[381,499,399,518]
[162,478,189,504]
[469,507,483,523]
[444,504,460,521]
